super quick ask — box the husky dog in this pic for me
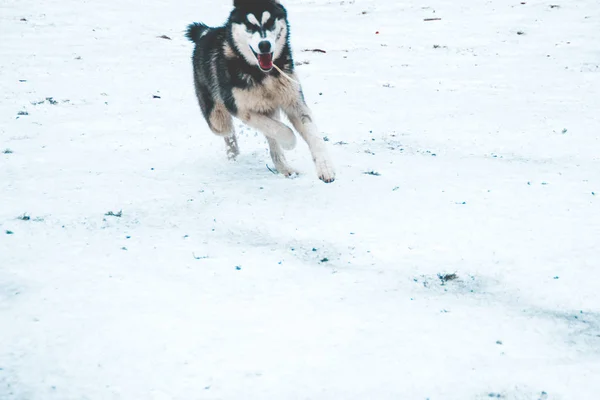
[185,0,335,183]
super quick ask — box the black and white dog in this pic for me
[186,0,335,183]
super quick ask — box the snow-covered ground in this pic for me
[1,0,599,398]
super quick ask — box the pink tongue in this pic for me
[258,53,273,70]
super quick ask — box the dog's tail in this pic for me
[186,22,210,43]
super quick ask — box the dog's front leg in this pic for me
[239,112,297,151]
[266,137,300,177]
[284,103,335,183]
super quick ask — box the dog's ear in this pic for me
[234,0,280,8]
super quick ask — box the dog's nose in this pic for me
[258,40,271,53]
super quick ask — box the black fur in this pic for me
[185,22,209,43]
[232,0,284,15]
[233,0,281,11]
[185,0,294,121]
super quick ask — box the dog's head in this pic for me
[229,0,289,72]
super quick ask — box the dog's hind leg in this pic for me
[284,102,335,183]
[224,134,239,160]
[194,79,239,160]
[209,103,239,160]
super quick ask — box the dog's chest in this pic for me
[232,75,297,114]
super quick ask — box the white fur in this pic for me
[231,23,261,66]
[249,31,270,55]
[231,19,288,70]
[271,19,287,60]
[261,11,271,25]
[283,101,335,182]
[246,14,260,27]
[250,19,287,60]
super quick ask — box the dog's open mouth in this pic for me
[258,53,273,71]
[251,48,274,72]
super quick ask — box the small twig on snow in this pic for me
[266,164,278,175]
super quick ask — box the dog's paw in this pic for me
[315,157,335,183]
[279,165,300,178]
[268,161,300,178]
[226,149,239,161]
[224,135,239,160]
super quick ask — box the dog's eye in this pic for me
[263,19,275,30]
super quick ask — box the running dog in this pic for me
[185,0,335,183]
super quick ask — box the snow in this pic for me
[1,0,599,398]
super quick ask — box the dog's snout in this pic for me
[258,40,271,53]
